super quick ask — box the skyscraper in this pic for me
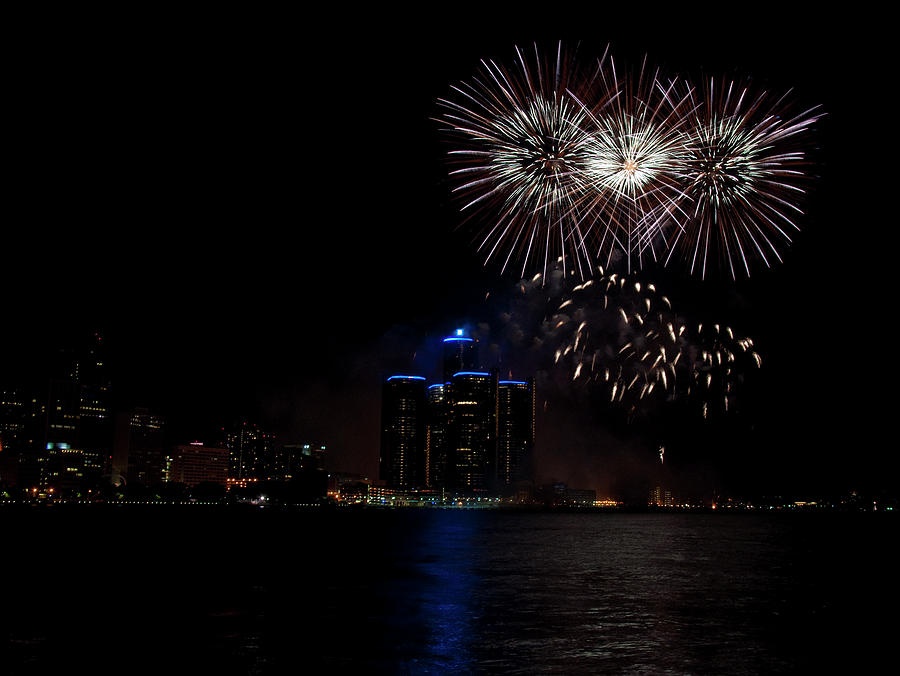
[74,333,112,478]
[425,384,449,489]
[222,421,276,480]
[0,387,30,489]
[43,332,112,493]
[497,379,535,491]
[1,388,28,457]
[379,375,426,490]
[0,388,42,484]
[112,407,166,487]
[448,370,498,493]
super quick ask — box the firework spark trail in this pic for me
[688,321,762,417]
[552,267,690,411]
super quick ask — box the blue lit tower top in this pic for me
[442,329,478,382]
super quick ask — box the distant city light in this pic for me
[387,375,426,381]
[45,442,71,450]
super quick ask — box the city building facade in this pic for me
[166,443,229,486]
[222,420,276,480]
[112,407,166,487]
[269,442,326,480]
[42,333,112,493]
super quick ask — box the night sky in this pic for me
[4,13,895,499]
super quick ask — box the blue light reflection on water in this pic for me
[409,513,478,672]
[3,507,895,675]
[293,510,894,674]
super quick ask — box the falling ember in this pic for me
[548,268,762,419]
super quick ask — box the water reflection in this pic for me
[4,508,894,674]
[411,512,479,672]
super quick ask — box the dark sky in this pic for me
[4,13,895,498]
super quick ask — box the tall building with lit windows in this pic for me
[448,370,497,493]
[112,407,166,487]
[0,387,35,488]
[497,379,535,490]
[2,385,46,490]
[425,384,449,489]
[1,388,27,458]
[380,375,426,490]
[166,443,229,486]
[43,332,112,492]
[222,421,276,480]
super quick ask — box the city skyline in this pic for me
[4,15,897,676]
[3,22,896,501]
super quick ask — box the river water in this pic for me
[2,506,895,674]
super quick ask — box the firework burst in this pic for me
[438,44,821,281]
[666,78,824,278]
[571,58,694,274]
[436,42,614,280]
